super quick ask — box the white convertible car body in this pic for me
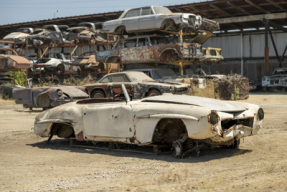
[33,85,263,157]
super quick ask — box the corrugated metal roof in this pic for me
[0,0,287,38]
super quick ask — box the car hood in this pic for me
[3,32,29,39]
[207,74,226,79]
[190,31,213,44]
[0,55,31,65]
[139,81,190,88]
[37,58,61,65]
[59,86,89,98]
[142,94,247,112]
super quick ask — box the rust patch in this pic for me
[76,131,85,141]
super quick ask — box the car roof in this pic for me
[124,5,163,11]
[118,34,168,40]
[128,68,172,72]
[119,6,167,19]
[105,71,145,76]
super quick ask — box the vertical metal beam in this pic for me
[278,45,287,68]
[264,20,270,74]
[241,33,244,76]
[268,28,280,62]
[179,62,183,76]
[50,48,53,58]
[25,38,28,59]
[249,33,252,58]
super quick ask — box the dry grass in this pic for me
[188,80,219,99]
[34,75,97,87]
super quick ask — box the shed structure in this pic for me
[0,0,287,81]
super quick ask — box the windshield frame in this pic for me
[152,6,172,14]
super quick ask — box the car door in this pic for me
[135,37,155,62]
[109,74,134,98]
[122,8,140,32]
[98,74,134,99]
[139,7,156,30]
[82,102,134,138]
[120,38,137,63]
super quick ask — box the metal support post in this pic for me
[264,20,270,74]
[241,33,244,76]
[25,38,28,59]
[179,61,183,76]
[50,48,53,58]
[268,28,280,62]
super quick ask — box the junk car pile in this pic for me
[0,5,263,157]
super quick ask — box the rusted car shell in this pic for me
[13,86,89,109]
[0,48,32,71]
[33,91,263,153]
[71,52,118,72]
[71,54,97,66]
[0,85,24,99]
[262,68,287,88]
[83,71,190,99]
[96,35,223,65]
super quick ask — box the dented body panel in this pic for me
[65,22,111,44]
[0,48,32,72]
[102,6,219,34]
[2,28,33,45]
[96,35,223,65]
[83,71,190,99]
[33,92,263,147]
[28,25,70,46]
[127,68,206,89]
[13,86,89,109]
[262,68,287,88]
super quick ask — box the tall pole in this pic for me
[54,10,59,18]
[264,20,269,75]
[241,33,244,76]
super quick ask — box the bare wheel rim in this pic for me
[93,92,104,98]
[149,93,158,96]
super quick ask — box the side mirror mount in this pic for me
[121,83,130,103]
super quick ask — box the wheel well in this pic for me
[152,118,187,144]
[50,123,74,138]
[159,49,180,63]
[90,88,106,97]
[106,56,120,63]
[145,88,161,97]
[161,19,176,30]
[114,25,126,33]
[37,94,51,108]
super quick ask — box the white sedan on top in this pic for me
[102,6,219,35]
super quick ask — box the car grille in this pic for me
[188,16,196,25]
[210,50,216,56]
[188,45,202,55]
[221,117,254,131]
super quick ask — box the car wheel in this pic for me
[56,64,65,74]
[91,90,105,98]
[223,139,240,149]
[147,90,161,97]
[37,94,51,109]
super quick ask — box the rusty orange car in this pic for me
[0,48,32,72]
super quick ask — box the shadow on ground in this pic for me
[27,138,252,163]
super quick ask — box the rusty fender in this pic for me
[33,103,84,137]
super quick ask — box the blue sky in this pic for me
[0,0,204,25]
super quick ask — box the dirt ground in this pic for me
[0,93,287,192]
